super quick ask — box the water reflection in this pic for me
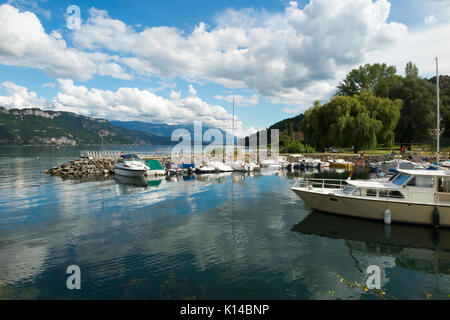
[1,148,448,300]
[293,211,450,275]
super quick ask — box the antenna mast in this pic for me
[232,98,235,131]
[436,57,440,164]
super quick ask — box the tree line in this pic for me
[300,62,450,152]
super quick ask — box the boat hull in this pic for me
[292,188,450,227]
[330,162,353,169]
[114,167,147,177]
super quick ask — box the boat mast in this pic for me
[232,98,234,132]
[436,57,440,164]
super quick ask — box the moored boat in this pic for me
[260,159,282,169]
[114,154,149,177]
[195,165,216,174]
[231,162,259,172]
[145,159,166,176]
[209,161,234,172]
[330,159,353,169]
[291,169,450,227]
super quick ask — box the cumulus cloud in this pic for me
[70,0,406,108]
[0,4,131,81]
[0,81,50,109]
[424,15,437,24]
[214,94,259,106]
[0,80,242,130]
[365,21,450,78]
[169,90,181,100]
[42,82,56,88]
[188,84,197,96]
[8,1,448,115]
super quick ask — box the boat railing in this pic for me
[292,177,348,190]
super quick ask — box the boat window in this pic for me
[388,191,404,198]
[378,190,404,198]
[440,177,450,193]
[343,186,355,195]
[406,177,416,186]
[388,173,398,181]
[379,190,388,197]
[407,176,434,188]
[366,189,377,197]
[392,173,411,186]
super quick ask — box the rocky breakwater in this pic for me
[45,158,119,177]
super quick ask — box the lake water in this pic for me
[0,146,449,300]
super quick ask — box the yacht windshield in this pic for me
[120,154,142,161]
[392,173,411,186]
[343,186,355,195]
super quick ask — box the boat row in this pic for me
[113,153,292,178]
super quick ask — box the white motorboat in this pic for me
[260,159,282,169]
[209,161,234,172]
[231,162,259,172]
[195,165,216,174]
[291,169,450,227]
[379,159,416,171]
[114,154,149,177]
[320,161,330,168]
[305,158,322,168]
[329,159,354,169]
[440,160,450,168]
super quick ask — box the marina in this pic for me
[1,0,450,304]
[1,146,450,300]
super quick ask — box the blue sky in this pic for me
[0,0,449,136]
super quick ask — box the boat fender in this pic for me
[384,209,391,225]
[433,206,440,228]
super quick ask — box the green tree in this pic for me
[405,61,419,78]
[337,63,400,98]
[389,76,436,143]
[303,93,401,152]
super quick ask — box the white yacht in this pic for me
[209,161,234,172]
[114,154,149,177]
[291,169,450,227]
[231,162,259,172]
[260,159,282,169]
[195,165,216,174]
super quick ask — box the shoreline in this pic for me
[44,152,443,178]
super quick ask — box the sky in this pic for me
[0,0,449,137]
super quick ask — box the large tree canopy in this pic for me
[302,92,402,152]
[389,76,436,143]
[336,63,400,98]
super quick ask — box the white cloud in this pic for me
[51,80,242,129]
[424,15,437,24]
[0,80,243,130]
[365,21,450,78]
[5,1,450,116]
[169,90,181,100]
[0,4,131,81]
[70,1,406,109]
[42,82,56,88]
[0,81,50,109]
[215,94,259,106]
[188,84,197,96]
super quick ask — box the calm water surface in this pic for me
[0,146,449,299]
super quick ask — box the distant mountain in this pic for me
[269,114,304,134]
[0,107,174,146]
[111,120,231,142]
